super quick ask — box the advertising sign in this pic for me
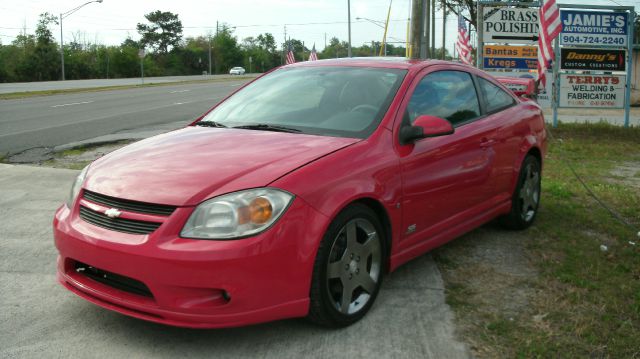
[483,45,538,70]
[560,10,629,47]
[560,74,625,108]
[482,7,539,44]
[483,58,537,70]
[560,48,626,71]
[484,45,537,58]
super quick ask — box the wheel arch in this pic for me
[509,139,543,195]
[350,197,393,273]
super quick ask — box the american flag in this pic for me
[286,42,296,65]
[456,15,473,65]
[536,0,561,88]
[308,44,318,61]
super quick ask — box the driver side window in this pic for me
[407,71,480,127]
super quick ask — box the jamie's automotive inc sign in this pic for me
[560,10,629,47]
[560,74,625,108]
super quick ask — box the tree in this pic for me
[29,12,60,81]
[241,33,280,72]
[321,37,349,59]
[211,25,242,73]
[137,11,183,53]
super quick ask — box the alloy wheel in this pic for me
[326,218,382,315]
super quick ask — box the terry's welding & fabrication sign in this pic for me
[560,48,626,71]
[560,74,625,108]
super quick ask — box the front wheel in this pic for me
[500,155,541,230]
[308,204,385,327]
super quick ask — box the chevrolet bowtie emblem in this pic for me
[104,208,122,218]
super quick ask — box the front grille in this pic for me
[74,260,153,298]
[79,206,161,235]
[83,190,176,216]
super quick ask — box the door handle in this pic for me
[480,138,496,148]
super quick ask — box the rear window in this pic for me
[478,77,516,113]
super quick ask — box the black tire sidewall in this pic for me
[505,155,541,230]
[308,204,386,327]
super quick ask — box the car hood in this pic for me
[85,126,359,206]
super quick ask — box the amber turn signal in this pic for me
[249,197,273,224]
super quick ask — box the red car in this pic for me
[54,58,546,328]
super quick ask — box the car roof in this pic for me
[285,57,457,71]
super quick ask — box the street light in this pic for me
[59,0,103,81]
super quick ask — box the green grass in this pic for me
[0,75,255,100]
[437,123,640,358]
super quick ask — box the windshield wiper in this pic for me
[233,124,301,133]
[194,120,227,128]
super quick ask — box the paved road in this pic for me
[0,163,469,359]
[0,74,257,94]
[0,79,252,156]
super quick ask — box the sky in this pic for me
[0,0,638,56]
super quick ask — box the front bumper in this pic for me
[53,196,327,328]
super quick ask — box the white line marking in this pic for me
[173,101,194,105]
[230,83,243,87]
[170,89,191,93]
[51,101,94,108]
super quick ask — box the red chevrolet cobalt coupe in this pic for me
[54,58,546,328]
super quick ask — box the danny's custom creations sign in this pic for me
[560,74,625,108]
[482,7,539,44]
[560,48,626,71]
[560,10,629,47]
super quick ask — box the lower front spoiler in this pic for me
[57,268,310,329]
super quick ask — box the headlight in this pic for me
[67,165,89,208]
[181,188,294,239]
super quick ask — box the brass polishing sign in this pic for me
[560,48,626,71]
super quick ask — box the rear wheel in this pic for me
[501,155,541,230]
[308,204,385,327]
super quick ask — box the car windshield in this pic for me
[200,66,406,138]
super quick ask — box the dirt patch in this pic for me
[433,222,539,357]
[7,141,133,169]
[609,161,640,192]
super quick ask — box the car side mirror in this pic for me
[400,115,454,145]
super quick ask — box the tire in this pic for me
[308,204,385,327]
[500,155,541,230]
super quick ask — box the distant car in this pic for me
[229,67,245,75]
[55,58,547,329]
[495,76,537,102]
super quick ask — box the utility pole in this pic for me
[442,0,446,60]
[410,0,424,59]
[422,0,430,58]
[324,32,327,49]
[347,0,352,57]
[208,36,212,75]
[431,0,436,57]
[284,25,287,65]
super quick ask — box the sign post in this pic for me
[555,4,634,128]
[138,48,146,85]
[624,11,634,128]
